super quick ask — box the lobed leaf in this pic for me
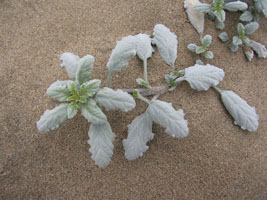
[80,79,101,98]
[76,55,94,85]
[95,87,136,112]
[81,99,107,124]
[147,100,189,138]
[246,39,267,58]
[123,112,154,160]
[152,24,178,67]
[134,34,154,61]
[220,90,259,132]
[37,103,69,132]
[46,80,73,102]
[88,122,115,168]
[60,52,80,78]
[107,35,137,73]
[178,64,225,91]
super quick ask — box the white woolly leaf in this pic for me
[221,90,259,132]
[134,34,154,61]
[224,1,248,11]
[218,32,229,42]
[88,122,115,168]
[80,79,101,98]
[76,55,94,85]
[244,22,259,35]
[184,0,205,36]
[181,64,225,91]
[81,99,107,124]
[37,103,69,131]
[60,52,80,78]
[152,24,178,67]
[148,100,189,138]
[255,0,267,17]
[46,80,74,102]
[67,104,78,119]
[95,87,136,112]
[123,112,154,160]
[240,11,253,22]
[246,39,267,58]
[107,36,137,73]
[193,3,212,13]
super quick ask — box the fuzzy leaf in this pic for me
[246,39,267,58]
[81,99,107,124]
[216,22,225,30]
[240,11,253,22]
[218,32,229,42]
[255,0,267,17]
[107,36,137,73]
[95,87,136,112]
[46,80,73,102]
[237,23,245,37]
[230,43,239,52]
[148,100,189,138]
[195,59,204,65]
[134,34,154,61]
[194,3,212,13]
[60,52,80,78]
[224,1,248,11]
[123,112,154,160]
[37,103,69,131]
[188,43,197,52]
[220,90,259,132]
[179,64,225,91]
[184,0,205,36]
[214,9,225,22]
[244,22,259,35]
[152,24,178,67]
[201,35,212,47]
[204,51,214,59]
[233,36,242,46]
[195,46,206,54]
[136,78,150,88]
[76,55,94,85]
[88,122,115,168]
[80,79,101,98]
[67,103,78,119]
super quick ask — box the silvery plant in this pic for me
[37,24,259,168]
[187,34,214,59]
[193,0,248,29]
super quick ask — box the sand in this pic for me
[1,0,267,199]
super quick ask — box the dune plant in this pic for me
[37,24,259,168]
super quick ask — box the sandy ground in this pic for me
[0,0,267,199]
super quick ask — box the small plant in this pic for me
[194,0,248,29]
[37,24,259,168]
[187,34,214,59]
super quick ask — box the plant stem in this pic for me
[106,71,112,87]
[212,86,222,95]
[136,91,150,105]
[143,59,149,84]
[122,86,167,97]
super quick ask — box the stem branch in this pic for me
[106,71,112,87]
